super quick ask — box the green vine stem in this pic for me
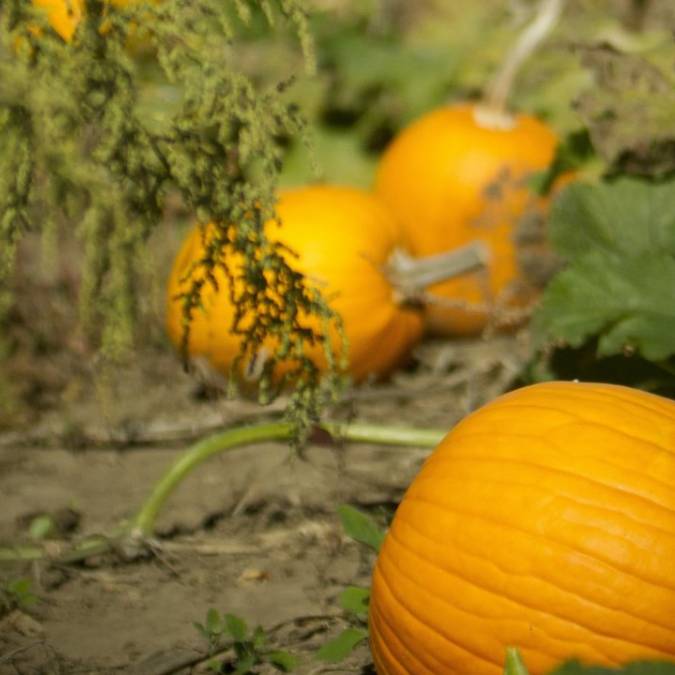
[0,420,446,565]
[474,0,566,129]
[503,647,530,675]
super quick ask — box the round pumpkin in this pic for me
[374,102,564,336]
[165,185,423,387]
[369,380,675,674]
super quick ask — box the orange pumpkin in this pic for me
[369,380,675,674]
[31,0,157,46]
[375,102,564,336]
[165,185,423,386]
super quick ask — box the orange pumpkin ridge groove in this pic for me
[369,381,675,675]
[391,503,675,634]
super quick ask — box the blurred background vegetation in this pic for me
[1,0,674,428]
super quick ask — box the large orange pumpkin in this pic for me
[166,185,424,386]
[375,103,564,336]
[369,380,675,674]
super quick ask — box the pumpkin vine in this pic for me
[0,0,342,426]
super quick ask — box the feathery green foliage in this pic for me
[0,0,343,422]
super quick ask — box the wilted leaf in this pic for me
[575,43,675,176]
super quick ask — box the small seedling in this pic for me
[194,609,297,673]
[336,504,386,553]
[315,505,387,664]
[314,587,369,664]
[28,515,56,541]
[1,577,39,614]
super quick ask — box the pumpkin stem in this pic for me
[386,241,490,302]
[475,0,566,128]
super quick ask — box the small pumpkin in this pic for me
[369,380,675,674]
[375,102,565,336]
[165,185,424,387]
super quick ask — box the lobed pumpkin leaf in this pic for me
[533,178,675,361]
[547,179,675,260]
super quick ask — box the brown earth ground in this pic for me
[0,234,531,674]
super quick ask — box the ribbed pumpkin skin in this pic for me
[369,381,675,675]
[374,103,560,336]
[165,185,423,385]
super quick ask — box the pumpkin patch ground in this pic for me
[0,265,526,673]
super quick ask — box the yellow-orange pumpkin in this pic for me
[375,102,564,336]
[369,381,675,674]
[31,0,157,45]
[165,185,423,386]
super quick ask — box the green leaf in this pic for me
[533,178,675,361]
[337,505,386,552]
[550,660,675,674]
[205,608,223,635]
[266,650,298,672]
[252,625,267,650]
[504,647,530,675]
[28,515,55,541]
[225,613,249,642]
[315,627,369,663]
[530,129,596,196]
[6,578,37,608]
[548,180,675,260]
[339,586,370,618]
[233,653,257,675]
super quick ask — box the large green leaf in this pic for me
[548,180,675,259]
[533,178,675,361]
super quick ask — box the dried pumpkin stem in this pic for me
[475,0,566,129]
[387,241,490,301]
[0,421,445,564]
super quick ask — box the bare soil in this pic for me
[0,239,530,674]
